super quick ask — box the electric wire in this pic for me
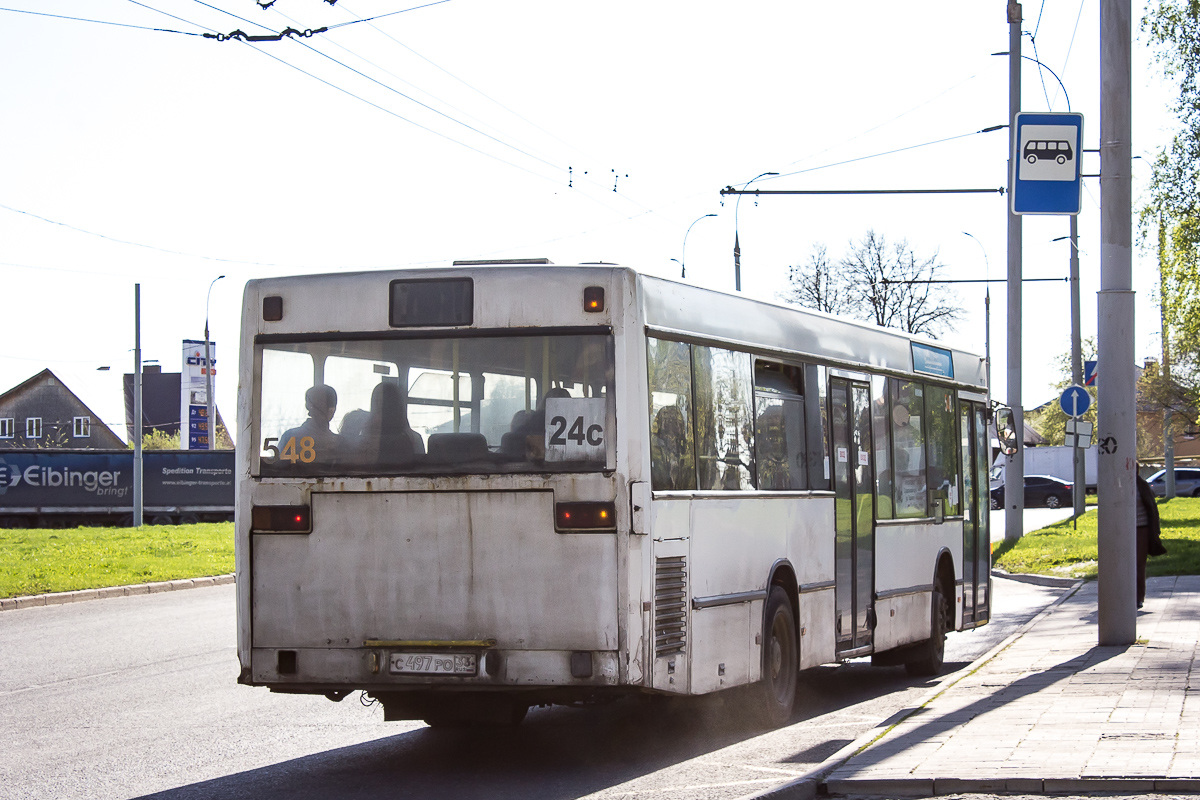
[0,6,202,36]
[778,70,987,170]
[324,0,451,30]
[769,127,1006,182]
[335,0,607,169]
[1052,0,1088,110]
[126,0,215,33]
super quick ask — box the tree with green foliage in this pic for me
[1140,1,1200,430]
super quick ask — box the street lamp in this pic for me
[733,172,778,291]
[204,275,225,450]
[679,213,717,278]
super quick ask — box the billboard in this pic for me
[181,339,216,450]
[0,450,233,510]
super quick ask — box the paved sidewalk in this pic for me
[824,575,1200,797]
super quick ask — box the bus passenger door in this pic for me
[960,401,991,626]
[831,379,875,656]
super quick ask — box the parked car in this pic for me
[1146,468,1200,498]
[990,475,1074,510]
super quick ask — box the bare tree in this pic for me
[782,244,847,314]
[783,230,961,339]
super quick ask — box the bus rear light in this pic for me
[251,505,311,533]
[555,501,616,531]
[583,286,605,313]
[263,295,283,321]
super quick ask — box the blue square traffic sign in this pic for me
[1011,112,1084,215]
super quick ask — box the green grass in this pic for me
[993,496,1200,579]
[0,522,234,598]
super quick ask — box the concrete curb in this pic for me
[744,577,1085,800]
[990,568,1080,588]
[0,574,234,611]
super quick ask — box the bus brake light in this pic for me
[252,505,312,533]
[556,501,616,531]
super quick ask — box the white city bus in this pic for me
[235,262,991,726]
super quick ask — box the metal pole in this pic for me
[1070,216,1086,517]
[133,284,143,528]
[204,275,224,451]
[1160,215,1176,498]
[1005,0,1025,543]
[1097,0,1136,644]
[962,232,992,406]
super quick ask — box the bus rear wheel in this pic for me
[753,586,797,727]
[905,586,949,677]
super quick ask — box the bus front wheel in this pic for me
[754,586,798,726]
[905,586,949,677]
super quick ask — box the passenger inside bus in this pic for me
[369,381,425,464]
[279,384,340,462]
[651,405,692,490]
[500,386,572,458]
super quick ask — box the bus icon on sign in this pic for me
[1018,124,1078,182]
[1023,139,1073,165]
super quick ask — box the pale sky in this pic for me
[0,0,1177,443]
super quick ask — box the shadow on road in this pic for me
[133,662,956,800]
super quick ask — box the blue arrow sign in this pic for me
[1011,112,1084,215]
[1060,384,1092,418]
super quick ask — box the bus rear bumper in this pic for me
[247,646,623,690]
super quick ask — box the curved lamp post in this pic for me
[733,172,778,291]
[679,213,717,278]
[204,275,225,450]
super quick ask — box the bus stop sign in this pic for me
[1011,112,1084,215]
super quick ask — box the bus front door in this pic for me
[832,379,875,656]
[960,400,991,626]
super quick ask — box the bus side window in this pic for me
[891,379,927,518]
[647,338,696,491]
[808,364,830,490]
[754,360,807,491]
[693,346,754,491]
[925,385,960,516]
[871,374,893,518]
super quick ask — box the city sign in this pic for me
[1011,112,1084,215]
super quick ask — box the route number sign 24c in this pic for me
[544,397,606,463]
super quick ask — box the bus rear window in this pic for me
[257,334,613,477]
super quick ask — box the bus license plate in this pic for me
[389,653,477,676]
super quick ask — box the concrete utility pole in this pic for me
[1097,0,1137,644]
[1070,216,1086,517]
[1005,0,1025,543]
[133,284,143,528]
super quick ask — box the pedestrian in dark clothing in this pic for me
[1136,474,1168,608]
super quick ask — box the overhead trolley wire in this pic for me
[0,5,203,36]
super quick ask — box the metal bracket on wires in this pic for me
[720,186,1007,196]
[203,26,328,42]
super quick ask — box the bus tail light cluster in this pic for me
[555,501,616,531]
[251,505,311,534]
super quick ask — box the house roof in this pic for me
[0,368,124,446]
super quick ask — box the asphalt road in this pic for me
[0,576,1067,800]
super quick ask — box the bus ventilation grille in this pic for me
[654,556,687,657]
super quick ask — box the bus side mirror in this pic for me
[995,407,1019,456]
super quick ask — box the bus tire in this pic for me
[754,586,798,726]
[905,586,949,677]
